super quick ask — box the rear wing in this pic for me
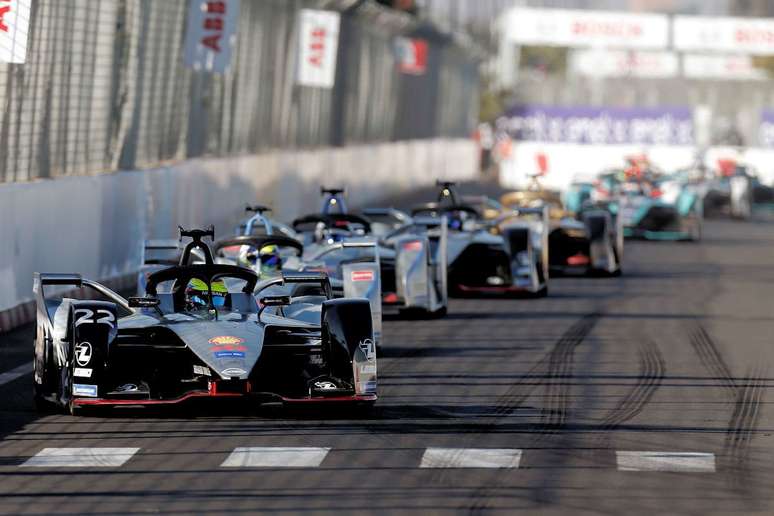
[33,272,132,326]
[256,272,334,299]
[142,240,181,266]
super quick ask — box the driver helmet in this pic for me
[259,244,283,276]
[185,278,228,310]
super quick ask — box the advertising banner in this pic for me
[682,54,767,80]
[569,49,678,78]
[674,16,774,55]
[505,7,669,49]
[395,37,428,75]
[296,9,340,88]
[0,0,31,64]
[183,0,241,73]
[497,105,694,146]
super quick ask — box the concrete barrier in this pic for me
[0,138,477,331]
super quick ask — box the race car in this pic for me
[500,180,622,277]
[33,228,377,415]
[616,174,702,241]
[701,159,774,219]
[296,188,448,317]
[412,182,548,297]
[218,206,383,345]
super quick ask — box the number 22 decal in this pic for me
[74,309,115,328]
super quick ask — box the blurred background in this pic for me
[2,0,774,323]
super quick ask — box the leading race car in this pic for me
[33,228,377,415]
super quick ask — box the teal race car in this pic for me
[567,170,702,242]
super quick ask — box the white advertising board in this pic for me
[505,7,669,49]
[683,54,767,80]
[569,49,678,78]
[183,0,241,73]
[296,9,340,88]
[0,0,32,64]
[674,16,774,56]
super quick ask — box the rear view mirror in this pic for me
[128,297,161,308]
[258,295,292,322]
[259,295,291,307]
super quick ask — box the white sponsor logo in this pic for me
[73,384,98,397]
[221,367,247,377]
[73,368,92,378]
[193,364,211,377]
[314,381,338,391]
[75,342,92,367]
[358,338,376,361]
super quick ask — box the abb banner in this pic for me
[505,7,669,50]
[183,0,240,73]
[0,0,31,64]
[674,16,774,55]
[296,9,340,89]
[395,37,428,75]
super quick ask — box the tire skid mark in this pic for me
[690,325,737,397]
[599,339,665,431]
[462,313,600,513]
[690,324,766,492]
[723,367,765,487]
[536,313,600,436]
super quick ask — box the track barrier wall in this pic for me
[0,138,477,331]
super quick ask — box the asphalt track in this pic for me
[1,216,773,514]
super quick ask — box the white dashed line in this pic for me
[616,452,716,472]
[220,447,331,468]
[0,362,32,387]
[20,448,140,468]
[420,448,522,469]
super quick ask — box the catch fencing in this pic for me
[0,0,480,183]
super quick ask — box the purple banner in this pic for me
[496,105,694,145]
[759,110,774,148]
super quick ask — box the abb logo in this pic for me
[201,1,227,52]
[308,26,326,67]
[0,0,11,33]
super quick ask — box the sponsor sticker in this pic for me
[193,365,211,377]
[214,351,245,359]
[74,368,92,378]
[75,342,92,367]
[402,240,423,252]
[209,336,245,346]
[359,338,376,361]
[73,384,98,398]
[221,367,247,377]
[351,270,374,282]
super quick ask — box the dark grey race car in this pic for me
[33,229,377,415]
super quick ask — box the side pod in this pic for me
[321,299,376,396]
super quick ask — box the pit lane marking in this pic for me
[420,448,522,469]
[0,362,32,387]
[616,452,716,472]
[20,448,140,468]
[220,447,331,468]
